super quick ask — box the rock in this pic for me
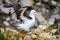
[31,34,37,38]
[35,12,47,24]
[0,6,15,14]
[49,1,57,9]
[0,28,4,33]
[51,29,57,34]
[6,17,10,21]
[19,37,23,40]
[48,17,55,25]
[24,35,32,40]
[3,21,10,27]
[34,29,41,34]
[5,0,18,4]
[20,0,33,7]
[41,0,49,4]
[38,25,47,31]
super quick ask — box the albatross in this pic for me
[16,10,38,31]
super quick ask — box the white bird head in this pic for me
[29,10,37,18]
